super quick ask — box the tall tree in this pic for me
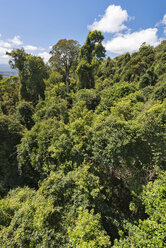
[49,39,80,93]
[7,48,26,74]
[80,30,106,63]
[7,49,48,104]
[77,30,106,89]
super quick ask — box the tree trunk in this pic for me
[66,67,69,93]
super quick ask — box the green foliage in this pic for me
[45,71,66,98]
[16,101,34,129]
[97,57,116,81]
[110,91,145,121]
[0,187,58,248]
[0,164,108,247]
[76,59,95,89]
[39,164,103,214]
[113,171,166,248]
[152,80,166,102]
[68,209,111,247]
[23,54,48,102]
[33,71,69,123]
[93,98,165,193]
[80,30,105,63]
[153,41,166,78]
[96,81,137,114]
[77,30,105,89]
[123,54,148,82]
[17,119,66,186]
[0,74,3,81]
[0,76,19,115]
[18,98,95,185]
[0,116,22,195]
[34,97,68,123]
[38,164,107,246]
[74,88,100,110]
[139,67,157,88]
[49,39,80,93]
[7,48,26,72]
[7,49,48,104]
[138,43,154,65]
[67,101,93,164]
[0,36,166,247]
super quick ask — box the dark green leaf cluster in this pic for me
[7,49,49,104]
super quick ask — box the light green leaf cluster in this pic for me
[68,209,111,248]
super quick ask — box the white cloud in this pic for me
[162,14,166,35]
[8,35,23,45]
[162,14,166,25]
[0,40,11,48]
[0,35,22,64]
[104,28,160,54]
[38,52,51,62]
[0,49,12,63]
[0,35,13,63]
[88,5,129,33]
[0,47,8,55]
[0,47,11,56]
[0,34,48,64]
[39,47,45,51]
[24,45,45,51]
[156,14,166,27]
[24,45,38,51]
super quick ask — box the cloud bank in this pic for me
[38,52,51,62]
[0,35,49,64]
[8,36,23,46]
[23,45,44,51]
[104,28,160,54]
[88,5,129,33]
[88,5,165,56]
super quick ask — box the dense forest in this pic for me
[0,30,165,247]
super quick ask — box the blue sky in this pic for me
[0,0,166,63]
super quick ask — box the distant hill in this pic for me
[0,64,17,77]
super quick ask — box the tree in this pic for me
[76,59,95,88]
[138,43,154,65]
[49,39,80,93]
[7,49,48,104]
[79,30,106,63]
[7,48,26,74]
[77,30,106,89]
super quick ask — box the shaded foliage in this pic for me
[0,116,23,196]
